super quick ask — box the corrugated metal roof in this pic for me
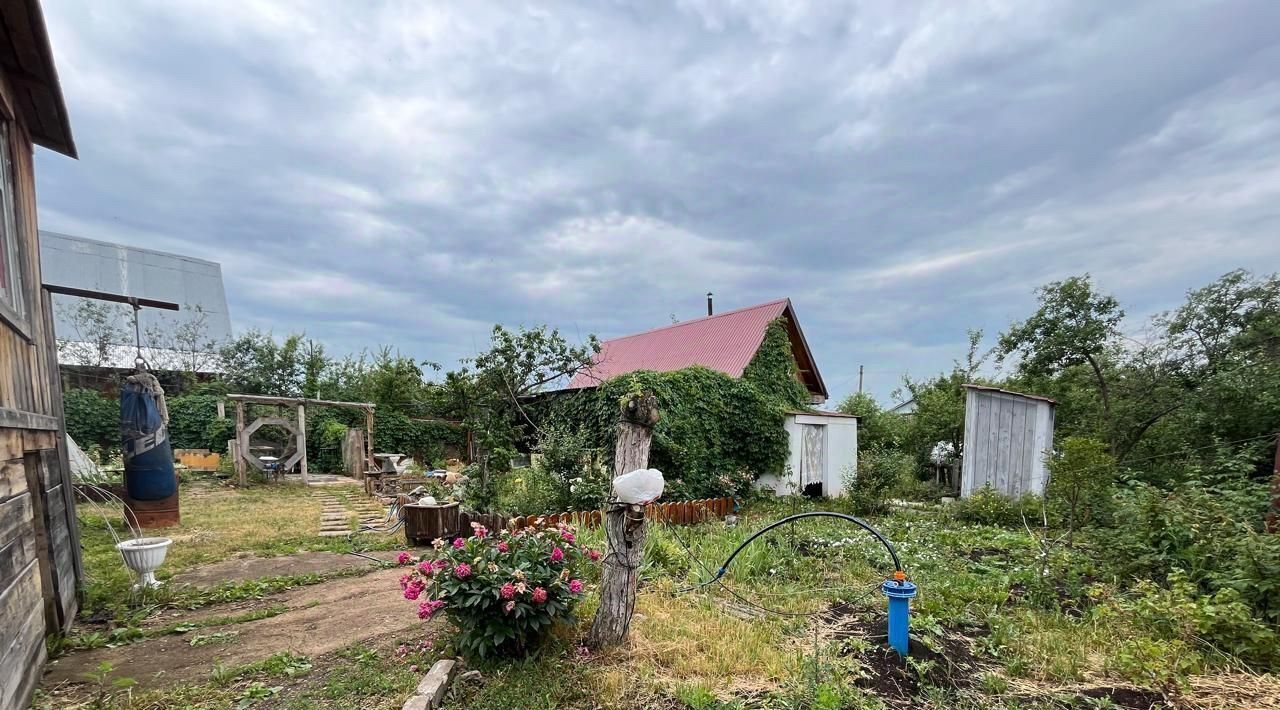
[568,299,792,389]
[39,231,232,364]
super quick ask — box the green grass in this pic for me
[74,481,399,624]
[53,490,1280,708]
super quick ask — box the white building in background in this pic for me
[960,384,1056,498]
[756,410,859,498]
[39,231,232,373]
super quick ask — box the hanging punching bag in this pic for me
[121,370,177,501]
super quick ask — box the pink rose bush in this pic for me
[394,522,599,658]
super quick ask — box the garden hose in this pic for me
[677,511,904,595]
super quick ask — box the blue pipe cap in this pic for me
[881,579,918,598]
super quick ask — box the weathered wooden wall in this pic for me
[0,65,81,709]
[960,386,1055,498]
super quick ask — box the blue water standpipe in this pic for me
[882,576,918,656]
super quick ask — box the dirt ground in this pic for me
[41,559,424,695]
[169,551,395,588]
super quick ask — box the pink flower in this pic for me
[399,573,412,590]
[560,529,575,543]
[471,522,489,539]
[550,547,565,564]
[453,563,472,579]
[497,541,509,553]
[396,551,413,566]
[500,582,515,600]
[587,549,601,562]
[453,538,466,549]
[417,599,445,619]
[433,559,449,571]
[504,600,516,613]
[569,579,584,594]
[532,587,548,604]
[417,561,434,576]
[404,580,425,600]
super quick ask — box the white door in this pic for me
[800,424,826,495]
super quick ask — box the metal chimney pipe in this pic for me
[706,292,714,316]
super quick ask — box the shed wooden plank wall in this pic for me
[0,61,81,709]
[961,389,1055,498]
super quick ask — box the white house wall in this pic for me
[961,389,1055,498]
[757,414,857,497]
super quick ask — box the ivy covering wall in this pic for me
[544,318,811,499]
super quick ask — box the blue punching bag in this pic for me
[121,372,176,500]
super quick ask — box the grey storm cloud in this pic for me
[33,0,1280,402]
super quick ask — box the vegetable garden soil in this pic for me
[41,563,426,697]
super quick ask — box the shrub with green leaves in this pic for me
[64,388,119,454]
[395,521,598,658]
[948,486,1046,527]
[841,447,912,514]
[1045,435,1115,543]
[1116,569,1278,671]
[1100,480,1279,633]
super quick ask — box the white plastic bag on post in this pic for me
[613,467,665,505]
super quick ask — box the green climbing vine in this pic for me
[544,340,806,501]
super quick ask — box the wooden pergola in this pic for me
[226,394,375,486]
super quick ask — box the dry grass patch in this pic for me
[614,590,798,698]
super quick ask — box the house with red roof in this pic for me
[568,298,858,497]
[568,298,829,405]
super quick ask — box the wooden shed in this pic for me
[960,384,1056,499]
[0,2,82,707]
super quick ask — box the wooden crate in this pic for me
[403,502,460,545]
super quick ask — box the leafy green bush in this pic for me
[1045,436,1115,542]
[1115,569,1278,671]
[841,447,912,514]
[1100,480,1279,631]
[64,388,119,454]
[948,487,1046,527]
[495,466,564,517]
[546,366,790,500]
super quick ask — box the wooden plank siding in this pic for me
[960,388,1056,498]
[0,33,82,710]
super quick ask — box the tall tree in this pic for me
[998,276,1124,447]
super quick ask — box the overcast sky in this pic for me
[34,1,1280,404]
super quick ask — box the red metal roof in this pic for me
[568,298,827,400]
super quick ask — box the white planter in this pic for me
[117,537,173,588]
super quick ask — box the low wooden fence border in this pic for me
[503,497,735,532]
[404,498,736,545]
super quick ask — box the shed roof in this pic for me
[962,384,1057,406]
[0,0,76,157]
[567,298,827,401]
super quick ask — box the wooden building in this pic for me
[0,1,82,707]
[960,384,1056,499]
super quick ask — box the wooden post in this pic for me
[587,391,659,649]
[234,401,247,487]
[365,407,376,473]
[297,403,308,485]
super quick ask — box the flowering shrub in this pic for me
[396,521,597,658]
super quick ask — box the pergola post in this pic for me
[297,403,308,485]
[234,401,246,487]
[364,407,376,473]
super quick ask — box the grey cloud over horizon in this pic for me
[34,0,1280,403]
